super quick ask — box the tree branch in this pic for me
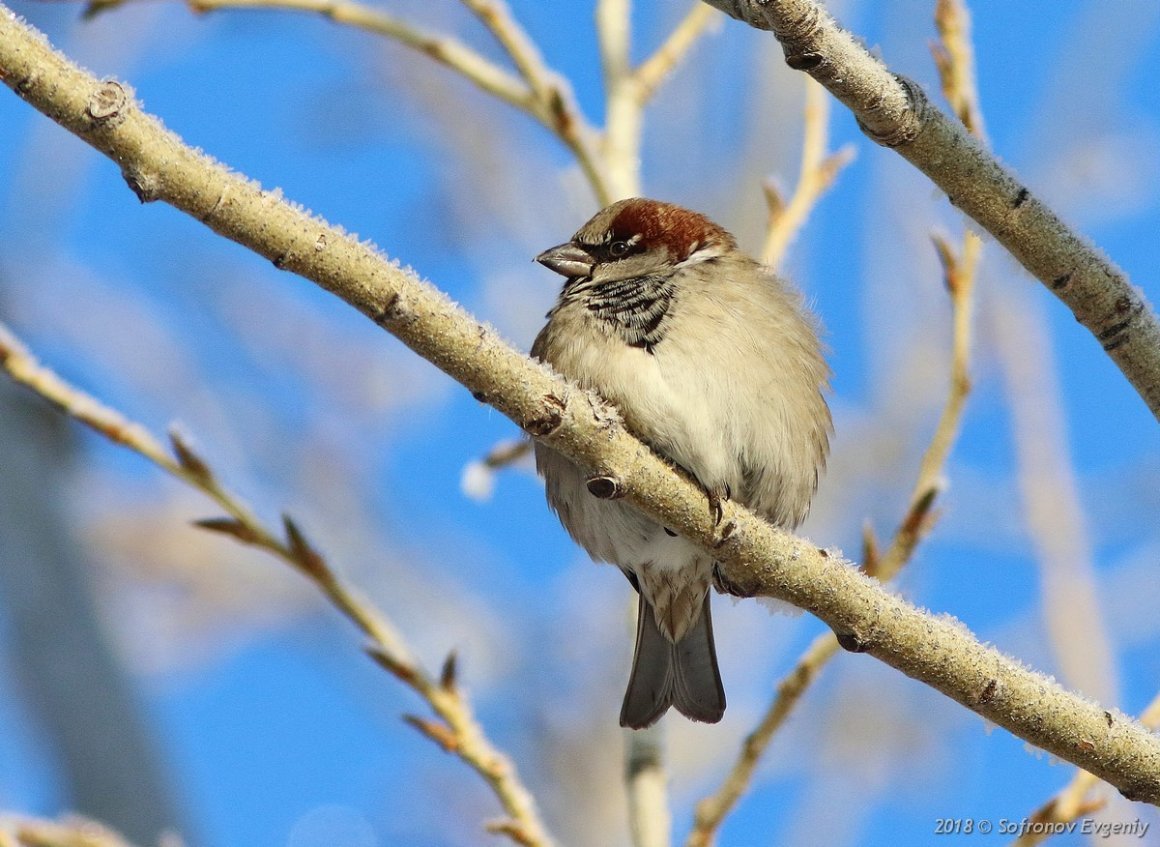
[596,0,642,199]
[699,0,1160,422]
[1,814,140,847]
[189,0,611,205]
[0,323,553,847]
[3,5,1160,807]
[190,0,534,113]
[633,4,720,105]
[624,724,671,847]
[760,76,855,269]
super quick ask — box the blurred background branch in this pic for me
[700,0,1160,422]
[0,323,553,847]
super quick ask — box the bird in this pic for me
[531,198,831,729]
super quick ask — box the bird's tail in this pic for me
[619,592,726,729]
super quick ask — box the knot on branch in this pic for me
[523,393,566,437]
[14,70,40,97]
[856,74,927,149]
[121,168,159,203]
[784,51,824,72]
[976,678,1000,706]
[585,474,624,500]
[372,291,414,327]
[1099,295,1144,353]
[86,79,129,127]
[834,628,871,653]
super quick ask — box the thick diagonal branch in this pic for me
[3,5,1160,806]
[699,0,1160,421]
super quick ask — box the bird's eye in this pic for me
[609,240,630,257]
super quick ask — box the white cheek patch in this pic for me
[676,241,727,269]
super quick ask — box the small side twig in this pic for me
[455,0,610,203]
[761,77,855,269]
[633,4,721,105]
[0,322,553,847]
[190,0,530,112]
[931,0,986,140]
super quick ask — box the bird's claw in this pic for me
[712,561,746,597]
[707,483,730,526]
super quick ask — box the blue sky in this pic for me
[1,1,1159,846]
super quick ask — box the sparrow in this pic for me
[532,198,831,729]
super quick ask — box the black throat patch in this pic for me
[572,275,677,354]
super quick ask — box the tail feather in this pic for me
[620,592,726,729]
[672,595,726,723]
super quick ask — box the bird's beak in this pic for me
[535,242,595,278]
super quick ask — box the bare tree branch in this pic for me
[191,0,532,110]
[633,5,720,105]
[760,76,855,268]
[3,6,1160,807]
[596,0,641,200]
[699,0,1160,422]
[189,0,611,204]
[624,724,671,847]
[0,323,554,847]
[1,815,141,847]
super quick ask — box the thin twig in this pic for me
[1,815,139,847]
[699,0,1160,421]
[458,0,550,100]
[5,16,1160,802]
[456,0,612,204]
[482,437,533,469]
[593,3,671,840]
[931,0,986,140]
[596,0,632,92]
[190,0,533,112]
[761,76,855,269]
[597,0,641,200]
[633,5,720,104]
[0,322,554,847]
[188,0,611,204]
